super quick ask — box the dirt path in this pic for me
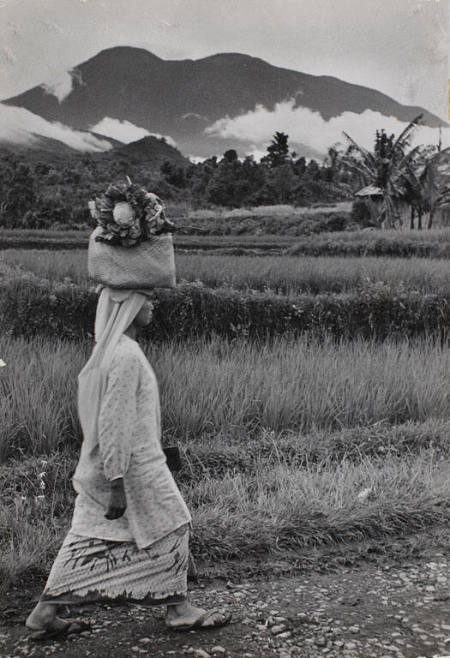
[1,537,449,658]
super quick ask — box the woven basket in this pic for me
[88,227,176,289]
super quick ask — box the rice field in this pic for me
[3,248,450,295]
[1,235,449,587]
[1,335,448,459]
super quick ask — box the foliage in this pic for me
[0,131,354,229]
[261,131,290,168]
[0,155,37,228]
[342,115,439,229]
[1,269,447,343]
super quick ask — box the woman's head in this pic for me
[133,299,154,328]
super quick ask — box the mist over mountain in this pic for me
[2,46,446,159]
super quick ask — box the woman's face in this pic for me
[134,300,154,327]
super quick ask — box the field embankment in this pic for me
[0,263,448,341]
[3,225,450,257]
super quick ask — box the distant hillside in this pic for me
[3,46,446,158]
[106,135,188,167]
[0,133,188,169]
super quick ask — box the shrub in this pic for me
[0,272,448,342]
[0,274,97,340]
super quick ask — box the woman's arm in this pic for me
[98,347,139,518]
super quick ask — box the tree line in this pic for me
[0,120,444,230]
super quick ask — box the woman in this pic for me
[26,287,231,640]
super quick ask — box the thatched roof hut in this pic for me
[353,185,386,226]
[354,185,383,199]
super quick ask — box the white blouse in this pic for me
[71,335,191,548]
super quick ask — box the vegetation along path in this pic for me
[2,529,449,658]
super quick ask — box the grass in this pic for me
[287,228,450,258]
[2,223,449,242]
[3,249,450,296]
[1,335,448,459]
[0,232,296,252]
[1,442,449,587]
[185,202,352,219]
[2,226,450,256]
[189,453,449,559]
[156,336,448,438]
[0,334,448,587]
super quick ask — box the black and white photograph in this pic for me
[0,1,449,657]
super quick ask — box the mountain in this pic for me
[107,135,188,166]
[0,132,189,169]
[0,132,120,160]
[3,46,446,158]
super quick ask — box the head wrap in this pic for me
[77,287,150,455]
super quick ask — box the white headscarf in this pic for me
[77,287,149,455]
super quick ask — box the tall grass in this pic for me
[1,335,448,459]
[178,255,450,296]
[1,449,449,587]
[155,336,449,437]
[0,337,87,460]
[4,250,450,296]
[189,453,450,558]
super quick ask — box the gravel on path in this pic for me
[1,545,449,658]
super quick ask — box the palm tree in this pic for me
[323,144,346,182]
[342,115,424,228]
[263,132,290,168]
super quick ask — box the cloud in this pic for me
[41,69,80,102]
[188,155,209,164]
[91,117,178,147]
[206,99,449,157]
[0,103,113,151]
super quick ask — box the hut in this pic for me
[354,185,390,228]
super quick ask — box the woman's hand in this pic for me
[105,478,127,520]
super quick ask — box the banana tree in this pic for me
[424,148,450,228]
[342,115,424,228]
[397,144,438,229]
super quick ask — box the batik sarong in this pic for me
[40,524,189,606]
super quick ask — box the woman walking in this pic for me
[26,287,231,640]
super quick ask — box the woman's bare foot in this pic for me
[25,602,60,631]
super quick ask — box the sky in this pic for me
[1,0,448,119]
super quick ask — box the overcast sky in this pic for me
[0,0,448,120]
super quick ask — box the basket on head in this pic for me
[88,227,176,289]
[87,180,176,289]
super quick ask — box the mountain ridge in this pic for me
[2,46,446,158]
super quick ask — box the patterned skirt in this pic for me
[40,524,190,606]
